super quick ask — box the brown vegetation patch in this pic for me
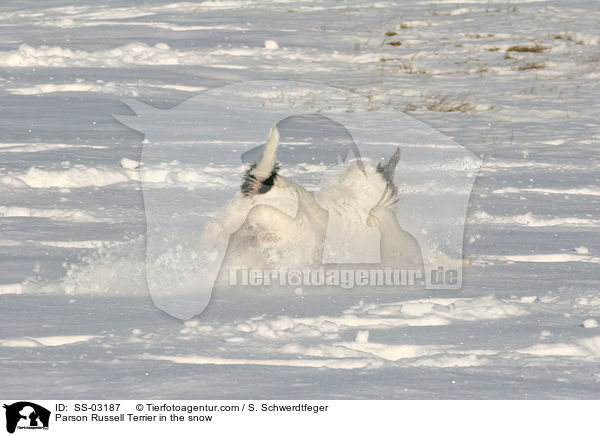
[506,44,549,53]
[517,62,545,70]
[427,97,474,113]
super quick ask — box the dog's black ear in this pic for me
[377,148,401,185]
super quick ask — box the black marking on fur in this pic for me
[241,163,280,197]
[376,147,401,186]
[377,147,401,198]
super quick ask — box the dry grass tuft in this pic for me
[555,33,575,42]
[387,63,427,74]
[506,44,549,53]
[517,62,545,70]
[427,97,474,113]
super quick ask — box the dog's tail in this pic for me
[241,125,280,196]
[252,125,279,181]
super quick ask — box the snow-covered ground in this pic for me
[1,0,599,399]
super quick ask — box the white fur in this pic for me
[202,127,423,282]
[249,125,280,182]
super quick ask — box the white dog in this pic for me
[203,126,423,285]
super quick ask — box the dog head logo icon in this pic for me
[3,402,50,434]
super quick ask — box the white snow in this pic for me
[3,162,241,190]
[0,142,107,152]
[0,283,24,295]
[0,335,100,347]
[120,157,141,170]
[1,0,599,399]
[355,330,369,343]
[503,254,600,264]
[264,40,279,50]
[0,206,109,222]
[140,354,373,370]
[493,187,600,197]
[469,211,600,228]
[13,166,133,188]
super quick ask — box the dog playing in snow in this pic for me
[203,125,423,285]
